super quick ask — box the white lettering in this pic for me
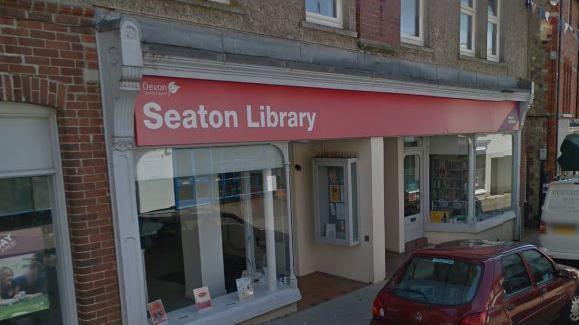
[143,102,163,129]
[164,109,181,129]
[182,110,197,129]
[198,105,209,128]
[209,110,224,128]
[287,112,298,127]
[224,111,238,128]
[247,105,260,128]
[266,106,278,128]
[306,112,316,132]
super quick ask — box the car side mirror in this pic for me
[558,268,572,279]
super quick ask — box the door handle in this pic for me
[506,303,515,311]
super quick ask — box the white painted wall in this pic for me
[291,138,385,283]
[425,219,514,244]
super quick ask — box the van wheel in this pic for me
[571,296,579,323]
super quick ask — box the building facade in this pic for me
[1,0,531,324]
[524,0,579,225]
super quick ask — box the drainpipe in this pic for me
[554,1,563,179]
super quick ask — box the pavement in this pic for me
[268,281,385,325]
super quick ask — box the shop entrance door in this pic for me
[404,146,424,243]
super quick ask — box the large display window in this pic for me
[428,133,514,229]
[135,145,291,315]
[0,104,75,325]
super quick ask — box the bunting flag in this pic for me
[526,0,579,39]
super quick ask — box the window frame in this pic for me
[0,103,78,325]
[500,253,533,298]
[401,0,425,46]
[305,0,343,29]
[460,0,476,57]
[520,249,557,287]
[487,0,500,62]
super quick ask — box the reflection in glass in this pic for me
[0,176,62,324]
[135,145,290,313]
[461,0,473,8]
[475,134,513,221]
[460,13,473,51]
[429,136,469,224]
[401,0,420,38]
[487,22,497,56]
[488,0,497,17]
[404,155,421,217]
[306,0,337,17]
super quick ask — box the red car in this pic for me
[372,240,579,325]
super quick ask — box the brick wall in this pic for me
[356,0,400,47]
[0,1,121,324]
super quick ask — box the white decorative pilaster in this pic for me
[107,19,148,325]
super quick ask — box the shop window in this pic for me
[0,104,73,324]
[305,0,343,28]
[474,134,513,221]
[460,0,476,56]
[487,0,500,61]
[429,135,470,224]
[0,177,63,323]
[401,0,424,46]
[135,145,291,314]
[404,155,421,217]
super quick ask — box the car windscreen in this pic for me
[390,256,482,306]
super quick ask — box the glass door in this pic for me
[403,153,424,243]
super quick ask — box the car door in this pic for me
[521,249,567,324]
[500,253,543,325]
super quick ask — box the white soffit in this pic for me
[143,55,531,103]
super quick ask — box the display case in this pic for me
[313,158,360,246]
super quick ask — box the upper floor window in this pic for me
[401,0,424,45]
[460,0,476,56]
[306,0,343,28]
[487,0,500,61]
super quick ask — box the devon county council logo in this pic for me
[168,81,180,95]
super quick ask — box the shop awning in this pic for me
[558,134,579,171]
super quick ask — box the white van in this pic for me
[539,178,579,260]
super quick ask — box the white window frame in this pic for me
[460,0,476,57]
[401,0,425,46]
[0,103,78,325]
[487,0,500,62]
[210,0,230,4]
[305,0,343,29]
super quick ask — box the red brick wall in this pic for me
[356,0,400,47]
[558,0,579,118]
[0,1,122,324]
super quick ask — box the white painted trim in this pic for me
[460,0,476,57]
[401,0,425,46]
[0,103,78,325]
[143,56,531,102]
[305,0,343,29]
[424,209,515,233]
[486,0,500,62]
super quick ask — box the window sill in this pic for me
[174,0,244,14]
[400,42,434,54]
[301,21,357,38]
[424,210,515,233]
[167,286,301,324]
[459,54,507,68]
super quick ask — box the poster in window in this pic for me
[329,185,342,203]
[0,227,52,321]
[193,286,212,311]
[336,203,346,220]
[147,299,168,325]
[235,277,254,301]
[325,224,336,239]
[0,253,50,321]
